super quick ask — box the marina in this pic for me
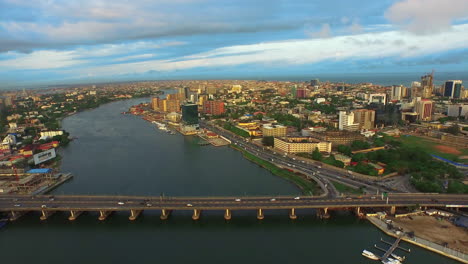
[362,236,410,264]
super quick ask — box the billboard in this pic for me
[33,148,56,165]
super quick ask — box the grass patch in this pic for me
[331,181,364,195]
[397,135,468,162]
[231,145,319,195]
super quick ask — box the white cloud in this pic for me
[113,54,154,61]
[0,50,84,69]
[81,23,468,76]
[4,24,468,74]
[385,0,468,34]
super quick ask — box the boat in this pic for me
[390,254,405,262]
[362,250,380,260]
[382,258,401,264]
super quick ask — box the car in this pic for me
[294,197,300,200]
[41,205,47,208]
[270,198,276,201]
[49,198,55,201]
[235,199,241,202]
[14,204,21,207]
[117,202,125,205]
[146,203,152,207]
[301,160,305,163]
[345,197,352,200]
[186,203,193,207]
[371,196,376,199]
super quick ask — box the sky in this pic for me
[1,0,468,88]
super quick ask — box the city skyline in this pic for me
[1,0,468,88]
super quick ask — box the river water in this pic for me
[0,98,459,264]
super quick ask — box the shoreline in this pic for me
[229,144,321,196]
[367,216,468,263]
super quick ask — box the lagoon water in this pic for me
[0,98,458,264]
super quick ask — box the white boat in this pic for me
[391,254,405,262]
[362,250,380,260]
[382,258,401,264]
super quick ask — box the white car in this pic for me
[117,202,125,205]
[235,199,241,202]
[14,204,21,207]
[186,203,193,207]
[41,205,47,208]
[270,198,276,202]
[294,197,300,200]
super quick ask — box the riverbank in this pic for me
[367,216,468,263]
[230,144,320,195]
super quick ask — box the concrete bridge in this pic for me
[1,193,467,222]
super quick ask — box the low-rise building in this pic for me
[334,154,351,166]
[274,137,331,154]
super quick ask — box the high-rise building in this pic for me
[151,97,160,111]
[296,88,307,98]
[352,109,375,130]
[181,103,199,125]
[415,99,433,121]
[162,99,179,113]
[310,79,320,86]
[338,111,359,131]
[203,101,225,115]
[368,93,387,105]
[444,80,463,99]
[391,85,403,101]
[421,72,434,99]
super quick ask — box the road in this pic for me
[201,121,396,197]
[1,193,467,211]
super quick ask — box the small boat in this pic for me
[382,258,401,264]
[362,250,380,260]
[390,254,405,262]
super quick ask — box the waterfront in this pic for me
[0,99,460,264]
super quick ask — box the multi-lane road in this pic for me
[1,193,467,211]
[201,121,396,197]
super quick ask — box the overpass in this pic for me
[1,193,467,222]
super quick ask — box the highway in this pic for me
[200,121,395,197]
[1,193,467,211]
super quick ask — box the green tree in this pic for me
[337,145,352,156]
[312,147,323,161]
[351,140,370,150]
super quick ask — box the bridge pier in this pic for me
[68,210,83,221]
[289,208,297,220]
[160,209,171,220]
[224,209,231,220]
[257,209,264,220]
[390,206,396,215]
[9,211,26,221]
[192,209,201,220]
[98,210,112,221]
[129,210,142,221]
[40,210,55,221]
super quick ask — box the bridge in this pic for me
[1,193,467,222]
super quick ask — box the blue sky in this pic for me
[1,0,468,88]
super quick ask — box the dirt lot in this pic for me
[435,145,462,155]
[391,215,468,253]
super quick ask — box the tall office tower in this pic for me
[203,101,225,115]
[296,88,307,98]
[151,97,160,110]
[444,80,463,99]
[391,85,403,100]
[415,99,433,121]
[421,72,434,99]
[352,109,376,130]
[338,111,359,131]
[181,103,199,125]
[310,79,320,86]
[162,99,181,113]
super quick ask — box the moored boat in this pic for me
[362,250,380,260]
